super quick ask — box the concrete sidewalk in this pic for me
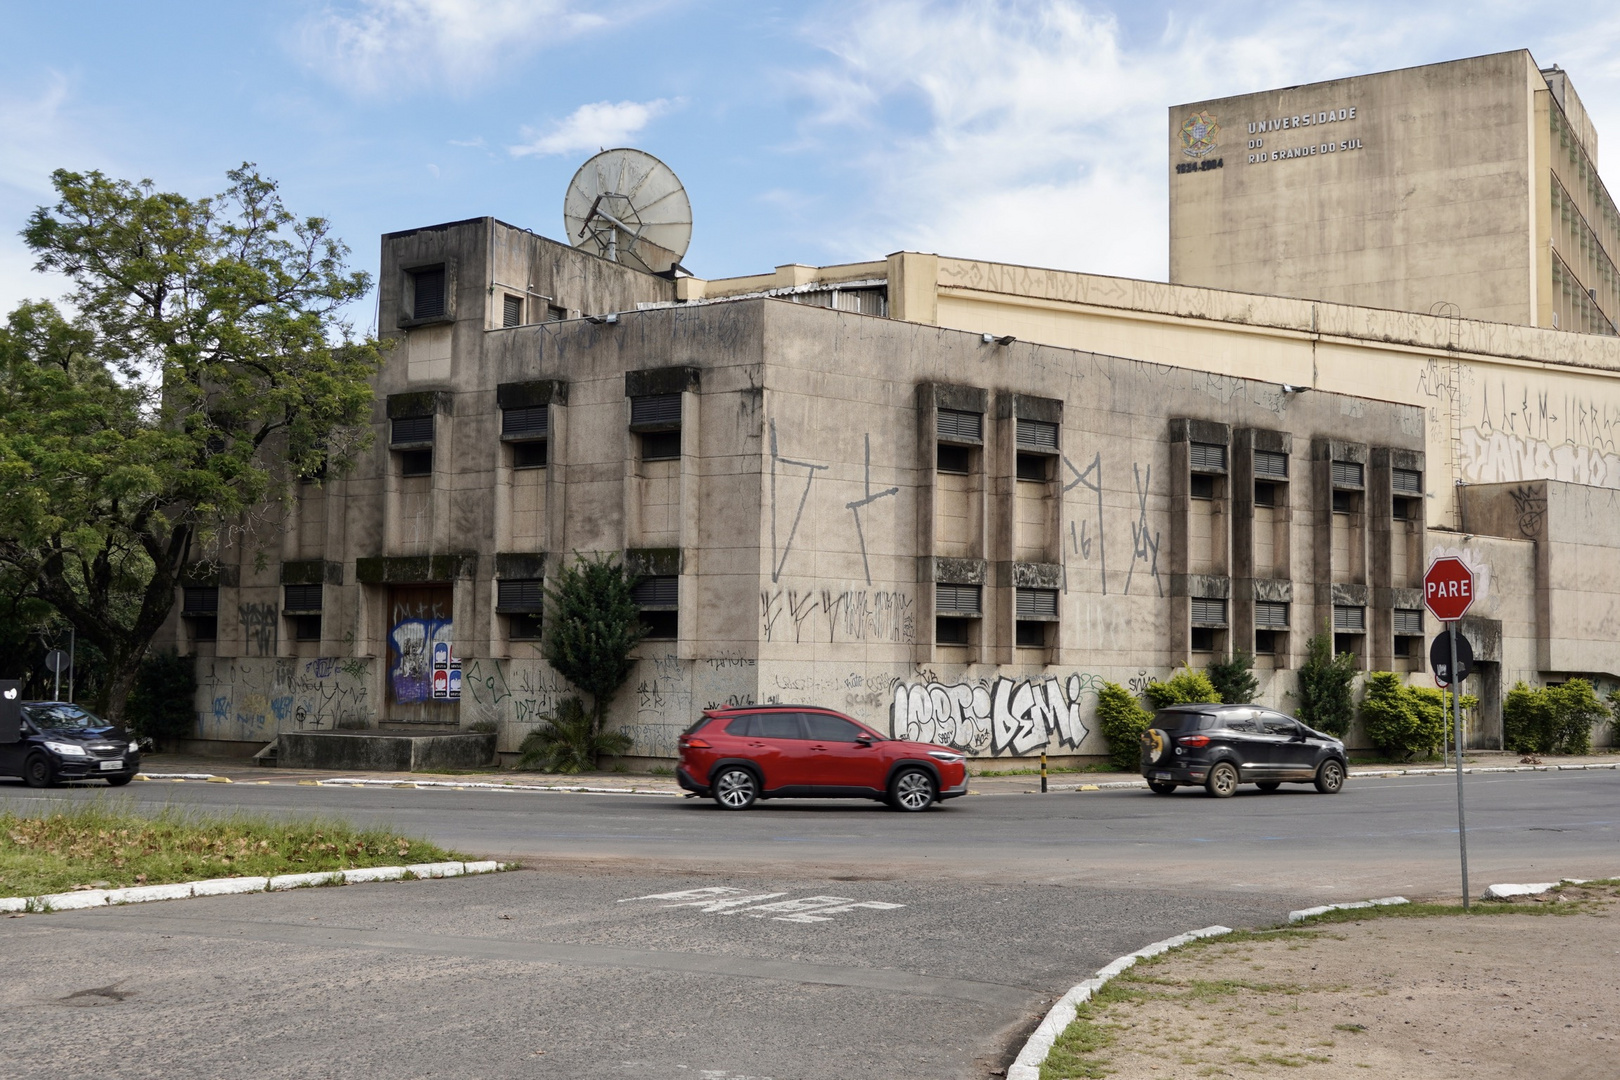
[132,748,1618,796]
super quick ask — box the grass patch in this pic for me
[0,800,461,896]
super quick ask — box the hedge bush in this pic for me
[1297,632,1357,737]
[1503,679,1607,755]
[124,650,198,750]
[1142,667,1222,710]
[1096,682,1154,772]
[1205,649,1258,705]
[1357,672,1464,760]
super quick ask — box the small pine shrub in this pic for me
[1297,632,1357,737]
[1142,667,1222,710]
[517,696,633,773]
[1096,682,1154,772]
[1205,649,1258,704]
[124,650,198,750]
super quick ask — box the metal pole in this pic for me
[1450,622,1470,911]
[52,652,60,703]
[68,628,75,703]
[1040,750,1048,794]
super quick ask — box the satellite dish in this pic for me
[564,148,692,275]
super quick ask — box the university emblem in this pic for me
[1180,111,1220,158]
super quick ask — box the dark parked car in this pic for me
[0,702,142,787]
[677,705,969,811]
[1140,703,1346,798]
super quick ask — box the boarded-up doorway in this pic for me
[387,585,458,726]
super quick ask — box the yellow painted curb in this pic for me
[206,776,233,783]
[134,774,151,781]
[298,780,318,786]
[1079,784,1100,791]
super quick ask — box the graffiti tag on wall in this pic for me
[889,673,1103,756]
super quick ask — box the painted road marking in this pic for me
[618,886,904,923]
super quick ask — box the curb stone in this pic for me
[1006,925,1233,1080]
[1288,896,1408,923]
[2,861,513,914]
[1483,877,1590,900]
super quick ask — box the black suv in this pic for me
[1140,704,1346,798]
[0,702,141,787]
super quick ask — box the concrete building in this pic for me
[1167,51,1620,336]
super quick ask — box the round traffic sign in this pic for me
[1423,556,1476,622]
[1430,630,1474,686]
[43,648,70,674]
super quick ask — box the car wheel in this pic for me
[1205,761,1240,799]
[1256,781,1281,793]
[23,753,55,789]
[1314,759,1346,794]
[712,767,758,810]
[105,774,134,787]
[1147,780,1177,795]
[888,767,936,812]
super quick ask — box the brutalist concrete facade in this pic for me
[170,217,1476,765]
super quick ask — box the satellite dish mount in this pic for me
[564,148,692,276]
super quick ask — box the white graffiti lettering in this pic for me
[889,673,1102,756]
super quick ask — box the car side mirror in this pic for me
[856,734,874,745]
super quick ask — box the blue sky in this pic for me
[3,1,1619,334]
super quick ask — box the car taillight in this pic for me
[1177,734,1210,748]
[682,738,711,750]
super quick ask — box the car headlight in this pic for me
[44,741,88,757]
[128,741,140,754]
[928,750,964,764]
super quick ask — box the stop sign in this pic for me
[1424,556,1476,622]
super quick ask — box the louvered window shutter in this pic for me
[1016,588,1058,618]
[632,576,679,608]
[502,295,522,327]
[1255,601,1289,628]
[391,415,434,446]
[412,267,446,319]
[1254,450,1288,478]
[284,584,323,613]
[1333,605,1366,631]
[1392,468,1422,493]
[182,587,220,615]
[1394,608,1424,634]
[1191,598,1228,625]
[1331,461,1364,488]
[1190,443,1227,472]
[496,579,546,613]
[502,406,549,438]
[630,393,683,429]
[1015,419,1058,450]
[935,583,982,615]
[936,409,983,443]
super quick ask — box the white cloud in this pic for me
[509,98,674,157]
[789,1,1485,280]
[0,73,101,311]
[298,0,658,95]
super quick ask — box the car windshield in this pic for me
[1154,711,1218,732]
[26,704,109,730]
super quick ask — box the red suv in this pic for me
[676,705,969,812]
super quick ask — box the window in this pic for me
[502,294,523,328]
[936,408,982,443]
[400,449,434,476]
[1392,496,1418,520]
[1190,443,1227,472]
[725,715,758,736]
[1394,636,1413,658]
[1331,460,1364,488]
[1259,712,1301,737]
[1015,419,1058,451]
[1254,450,1288,478]
[290,615,322,642]
[936,443,971,473]
[632,393,682,462]
[1333,605,1366,632]
[502,405,548,439]
[935,617,971,645]
[546,305,566,322]
[410,265,446,321]
[512,441,547,469]
[633,575,679,639]
[1015,453,1050,481]
[1016,588,1058,619]
[1190,627,1217,652]
[497,578,545,640]
[641,431,681,461]
[284,584,322,643]
[1254,629,1279,654]
[1255,601,1289,628]
[1395,608,1424,640]
[1191,598,1227,626]
[1332,489,1358,513]
[1254,481,1276,507]
[755,713,804,740]
[1190,473,1217,500]
[1392,468,1422,493]
[804,713,864,742]
[936,583,982,615]
[391,415,434,446]
[183,586,219,643]
[1015,621,1048,647]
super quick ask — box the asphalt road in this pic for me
[1,770,1616,1079]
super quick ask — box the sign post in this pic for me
[1424,555,1476,910]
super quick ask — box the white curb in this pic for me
[318,777,682,797]
[1288,896,1409,923]
[137,773,218,780]
[1006,925,1232,1080]
[4,862,512,913]
[1483,877,1590,900]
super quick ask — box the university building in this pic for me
[170,52,1620,765]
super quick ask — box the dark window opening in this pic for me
[1254,629,1279,654]
[1190,473,1217,500]
[507,613,544,640]
[182,586,220,616]
[1015,452,1051,481]
[390,414,434,446]
[640,610,679,639]
[546,305,566,322]
[496,578,545,613]
[190,616,218,643]
[284,584,323,613]
[1333,633,1363,660]
[641,430,682,461]
[400,449,434,476]
[936,617,972,645]
[291,614,322,642]
[513,440,547,469]
[1015,621,1048,648]
[1332,489,1359,514]
[1254,481,1276,507]
[502,294,523,327]
[936,443,971,473]
[1392,496,1419,520]
[410,266,446,320]
[1190,627,1217,652]
[1393,635,1413,658]
[502,405,548,439]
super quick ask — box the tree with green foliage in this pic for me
[125,650,199,750]
[529,553,648,770]
[0,166,382,721]
[1296,631,1358,737]
[1143,666,1223,710]
[1095,682,1154,771]
[1359,672,1477,760]
[1504,679,1608,755]
[1204,649,1258,704]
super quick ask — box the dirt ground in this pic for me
[1041,883,1620,1080]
